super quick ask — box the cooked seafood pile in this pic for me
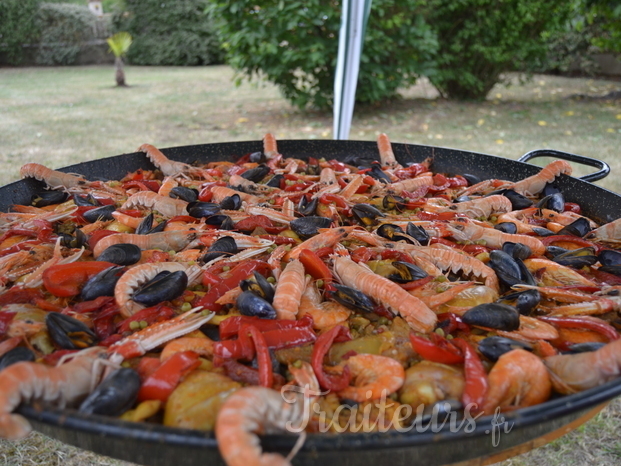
[1,134,621,466]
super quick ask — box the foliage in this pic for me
[112,0,223,66]
[585,0,621,54]
[209,0,437,110]
[107,31,132,58]
[416,0,574,100]
[0,0,41,65]
[35,3,99,65]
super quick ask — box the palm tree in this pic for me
[107,32,132,87]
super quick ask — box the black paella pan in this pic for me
[4,139,620,466]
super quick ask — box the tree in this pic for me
[107,32,132,87]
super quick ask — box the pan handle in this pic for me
[518,149,610,183]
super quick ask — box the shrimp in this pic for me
[229,175,274,196]
[447,217,546,255]
[211,186,260,205]
[544,337,621,394]
[111,211,143,229]
[332,255,437,333]
[385,172,434,195]
[122,191,188,218]
[523,257,598,287]
[339,174,365,200]
[139,144,196,177]
[93,230,198,258]
[510,160,572,197]
[285,226,355,261]
[496,207,549,234]
[586,217,621,244]
[377,133,401,170]
[298,276,350,329]
[245,205,295,224]
[482,349,551,415]
[272,259,305,320]
[445,195,512,219]
[544,298,616,317]
[160,336,215,361]
[263,133,279,157]
[20,163,89,190]
[496,316,559,342]
[338,354,405,402]
[158,176,178,197]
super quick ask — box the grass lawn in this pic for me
[0,65,620,465]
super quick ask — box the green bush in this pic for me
[36,3,99,65]
[113,0,223,66]
[0,0,41,65]
[209,1,437,110]
[585,0,621,54]
[417,0,573,100]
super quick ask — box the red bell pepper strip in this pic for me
[221,359,286,387]
[393,164,427,180]
[137,350,201,402]
[122,180,160,192]
[242,325,273,387]
[437,313,470,335]
[311,325,352,391]
[452,338,488,412]
[538,315,619,342]
[42,261,116,297]
[0,311,16,339]
[540,235,602,253]
[73,296,115,313]
[319,193,348,209]
[0,288,44,306]
[219,314,314,339]
[234,215,275,232]
[299,249,333,284]
[416,211,457,221]
[117,305,176,334]
[92,302,121,340]
[135,357,162,382]
[88,230,118,250]
[409,333,464,365]
[580,267,621,286]
[379,249,415,264]
[214,326,317,359]
[399,275,434,290]
[563,202,581,214]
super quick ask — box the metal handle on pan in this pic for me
[518,149,610,183]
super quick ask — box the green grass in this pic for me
[0,65,620,465]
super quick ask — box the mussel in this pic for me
[236,291,277,319]
[136,213,166,235]
[187,201,221,219]
[266,174,284,188]
[563,342,606,354]
[46,312,98,350]
[542,182,562,197]
[328,284,375,314]
[219,216,235,231]
[60,228,88,249]
[368,164,391,184]
[376,224,414,244]
[462,174,481,186]
[205,214,233,228]
[598,249,621,266]
[97,243,142,266]
[241,164,270,183]
[557,217,591,237]
[73,194,100,207]
[497,289,541,315]
[31,191,69,207]
[133,270,188,307]
[537,192,564,213]
[501,242,531,261]
[83,204,116,223]
[290,216,331,238]
[478,336,533,361]
[240,271,275,303]
[201,236,237,263]
[488,250,531,287]
[387,261,428,283]
[351,204,385,227]
[0,346,36,371]
[249,151,266,164]
[461,303,520,331]
[545,245,569,258]
[552,247,598,268]
[297,196,318,217]
[81,266,125,301]
[501,189,533,210]
[494,222,518,234]
[169,186,198,203]
[79,368,141,416]
[531,227,556,237]
[219,194,242,211]
[382,194,406,211]
[406,222,430,246]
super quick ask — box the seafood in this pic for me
[338,354,405,402]
[122,191,189,218]
[20,162,89,189]
[272,259,305,320]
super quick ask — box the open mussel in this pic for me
[97,243,142,266]
[382,194,406,211]
[219,193,242,211]
[136,213,166,235]
[236,290,277,319]
[169,186,198,203]
[79,368,141,416]
[249,151,266,164]
[297,196,318,216]
[488,250,534,287]
[328,284,375,314]
[240,271,275,303]
[501,189,533,210]
[73,194,99,206]
[406,222,430,246]
[290,216,331,238]
[542,182,562,197]
[388,261,428,283]
[497,289,541,315]
[83,204,116,223]
[133,270,188,307]
[31,191,69,207]
[241,164,270,183]
[598,249,621,276]
[563,342,606,354]
[266,174,284,188]
[376,224,415,244]
[60,228,88,249]
[0,347,35,371]
[201,236,237,263]
[368,164,392,184]
[557,217,591,237]
[81,266,125,301]
[352,204,385,227]
[552,247,598,268]
[501,242,531,261]
[186,201,221,219]
[494,222,518,234]
[461,303,520,331]
[478,337,533,362]
[537,192,564,212]
[46,312,98,350]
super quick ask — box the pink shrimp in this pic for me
[159,336,215,361]
[272,259,306,320]
[445,195,512,219]
[93,230,198,258]
[20,163,89,189]
[139,144,195,177]
[122,191,188,218]
[338,354,405,402]
[285,226,355,261]
[586,217,621,244]
[298,276,350,329]
[263,133,279,157]
[377,133,401,169]
[510,160,572,197]
[385,172,434,195]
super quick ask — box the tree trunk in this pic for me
[115,56,126,87]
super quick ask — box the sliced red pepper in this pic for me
[538,315,619,342]
[135,357,162,382]
[219,314,313,339]
[417,211,456,221]
[137,350,201,402]
[311,325,352,391]
[284,181,313,192]
[379,249,415,264]
[257,234,297,245]
[314,247,334,258]
[99,333,123,347]
[319,193,348,209]
[72,296,115,313]
[563,203,581,214]
[42,261,116,297]
[0,311,16,339]
[214,325,316,359]
[299,249,333,284]
[393,164,428,180]
[242,325,273,387]
[122,180,160,192]
[92,302,121,340]
[447,176,468,188]
[42,349,78,366]
[328,160,348,172]
[168,215,201,224]
[409,333,464,365]
[430,238,489,255]
[234,215,275,232]
[117,305,176,334]
[399,275,434,290]
[0,288,44,306]
[437,313,470,335]
[580,267,621,286]
[452,338,488,412]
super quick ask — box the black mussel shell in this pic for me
[136,213,155,235]
[169,186,198,203]
[201,236,237,263]
[219,216,235,231]
[187,201,221,219]
[377,223,404,240]
[343,154,376,168]
[501,189,533,210]
[290,216,331,238]
[81,266,125,301]
[501,242,532,260]
[236,291,277,319]
[298,196,318,217]
[495,222,518,234]
[150,221,168,234]
[133,270,188,306]
[542,183,562,197]
[537,193,565,213]
[563,342,606,354]
[382,194,406,211]
[266,174,284,188]
[368,164,392,184]
[83,205,116,223]
[552,247,598,268]
[60,228,88,249]
[389,261,428,283]
[97,243,142,266]
[0,347,36,371]
[545,245,569,258]
[241,164,270,183]
[406,222,430,246]
[557,217,591,237]
[240,271,275,303]
[219,194,242,211]
[73,194,100,206]
[352,204,386,227]
[461,303,520,331]
[329,284,375,314]
[532,227,556,237]
[205,215,232,228]
[498,289,541,315]
[79,368,141,416]
[249,151,266,164]
[462,174,481,186]
[516,258,537,286]
[599,265,621,276]
[488,250,525,287]
[454,195,471,203]
[478,336,533,362]
[31,191,69,207]
[598,249,621,266]
[46,312,98,350]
